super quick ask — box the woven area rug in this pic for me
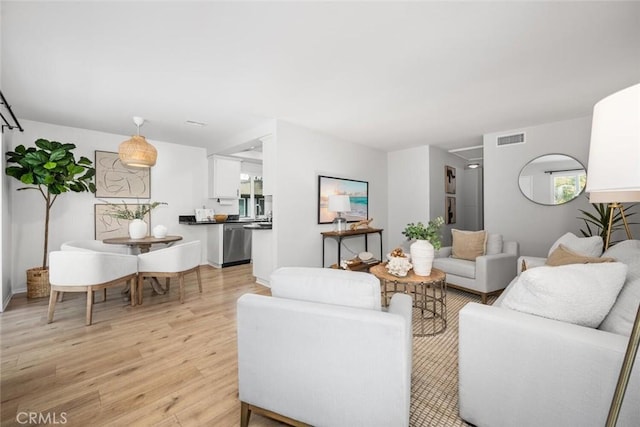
[410,288,497,426]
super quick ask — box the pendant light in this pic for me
[118,116,157,168]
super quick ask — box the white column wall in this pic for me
[274,121,388,268]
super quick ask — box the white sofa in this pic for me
[458,240,640,427]
[433,233,519,303]
[236,267,413,427]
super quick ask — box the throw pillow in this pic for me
[501,262,628,328]
[545,244,615,266]
[452,229,487,261]
[548,232,603,258]
[485,234,503,255]
[598,240,640,336]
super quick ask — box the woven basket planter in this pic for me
[26,267,50,298]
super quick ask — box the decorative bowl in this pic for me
[214,214,228,222]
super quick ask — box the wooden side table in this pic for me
[370,264,447,336]
[321,228,383,267]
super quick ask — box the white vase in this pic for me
[410,239,435,276]
[129,219,147,239]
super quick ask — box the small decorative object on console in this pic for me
[350,218,374,231]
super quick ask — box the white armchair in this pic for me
[433,233,519,303]
[136,240,202,305]
[47,250,138,325]
[237,267,413,427]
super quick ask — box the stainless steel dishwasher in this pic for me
[222,223,251,266]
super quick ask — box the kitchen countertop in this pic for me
[178,215,271,225]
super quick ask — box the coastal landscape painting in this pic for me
[318,175,368,224]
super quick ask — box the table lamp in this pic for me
[586,82,640,427]
[328,194,351,232]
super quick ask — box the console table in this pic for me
[321,228,383,268]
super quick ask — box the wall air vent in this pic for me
[497,132,525,147]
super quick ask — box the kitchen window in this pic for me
[240,174,264,218]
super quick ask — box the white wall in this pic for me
[274,121,388,268]
[8,120,208,294]
[484,116,605,256]
[460,167,483,231]
[387,146,430,250]
[1,129,13,310]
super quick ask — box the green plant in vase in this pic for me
[577,198,637,245]
[402,216,444,276]
[402,216,445,250]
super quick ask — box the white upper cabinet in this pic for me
[208,155,241,199]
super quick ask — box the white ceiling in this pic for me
[2,1,639,157]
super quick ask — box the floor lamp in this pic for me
[586,82,640,426]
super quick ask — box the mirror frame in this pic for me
[518,153,587,206]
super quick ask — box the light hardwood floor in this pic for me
[1,264,284,427]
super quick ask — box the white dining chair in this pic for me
[136,240,202,304]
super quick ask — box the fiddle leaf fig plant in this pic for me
[5,139,96,269]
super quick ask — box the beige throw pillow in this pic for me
[545,244,615,266]
[452,230,487,261]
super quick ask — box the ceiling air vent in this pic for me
[497,132,525,147]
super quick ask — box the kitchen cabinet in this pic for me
[208,155,241,199]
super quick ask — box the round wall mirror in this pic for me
[518,154,586,206]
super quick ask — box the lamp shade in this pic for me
[586,83,640,203]
[328,194,351,213]
[119,135,157,168]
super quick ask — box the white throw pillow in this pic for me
[501,263,628,328]
[485,234,503,255]
[548,232,603,258]
[598,240,640,336]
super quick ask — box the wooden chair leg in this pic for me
[103,288,107,302]
[47,290,58,324]
[137,274,144,306]
[481,293,487,304]
[165,277,170,292]
[86,288,94,326]
[130,277,137,307]
[240,401,251,427]
[196,267,202,294]
[179,274,185,303]
[57,292,64,302]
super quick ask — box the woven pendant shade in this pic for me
[118,135,157,167]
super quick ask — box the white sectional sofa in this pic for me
[458,240,640,427]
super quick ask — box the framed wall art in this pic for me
[94,203,150,240]
[446,196,456,225]
[95,150,151,198]
[318,175,369,224]
[445,165,456,194]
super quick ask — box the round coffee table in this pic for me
[370,264,447,336]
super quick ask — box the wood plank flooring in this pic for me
[0,264,283,427]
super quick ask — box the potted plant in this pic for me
[5,139,96,298]
[577,198,637,245]
[103,200,167,239]
[402,216,444,276]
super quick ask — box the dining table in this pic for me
[103,235,183,297]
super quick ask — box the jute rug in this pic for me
[409,288,496,426]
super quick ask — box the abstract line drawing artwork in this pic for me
[94,204,150,240]
[95,150,150,198]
